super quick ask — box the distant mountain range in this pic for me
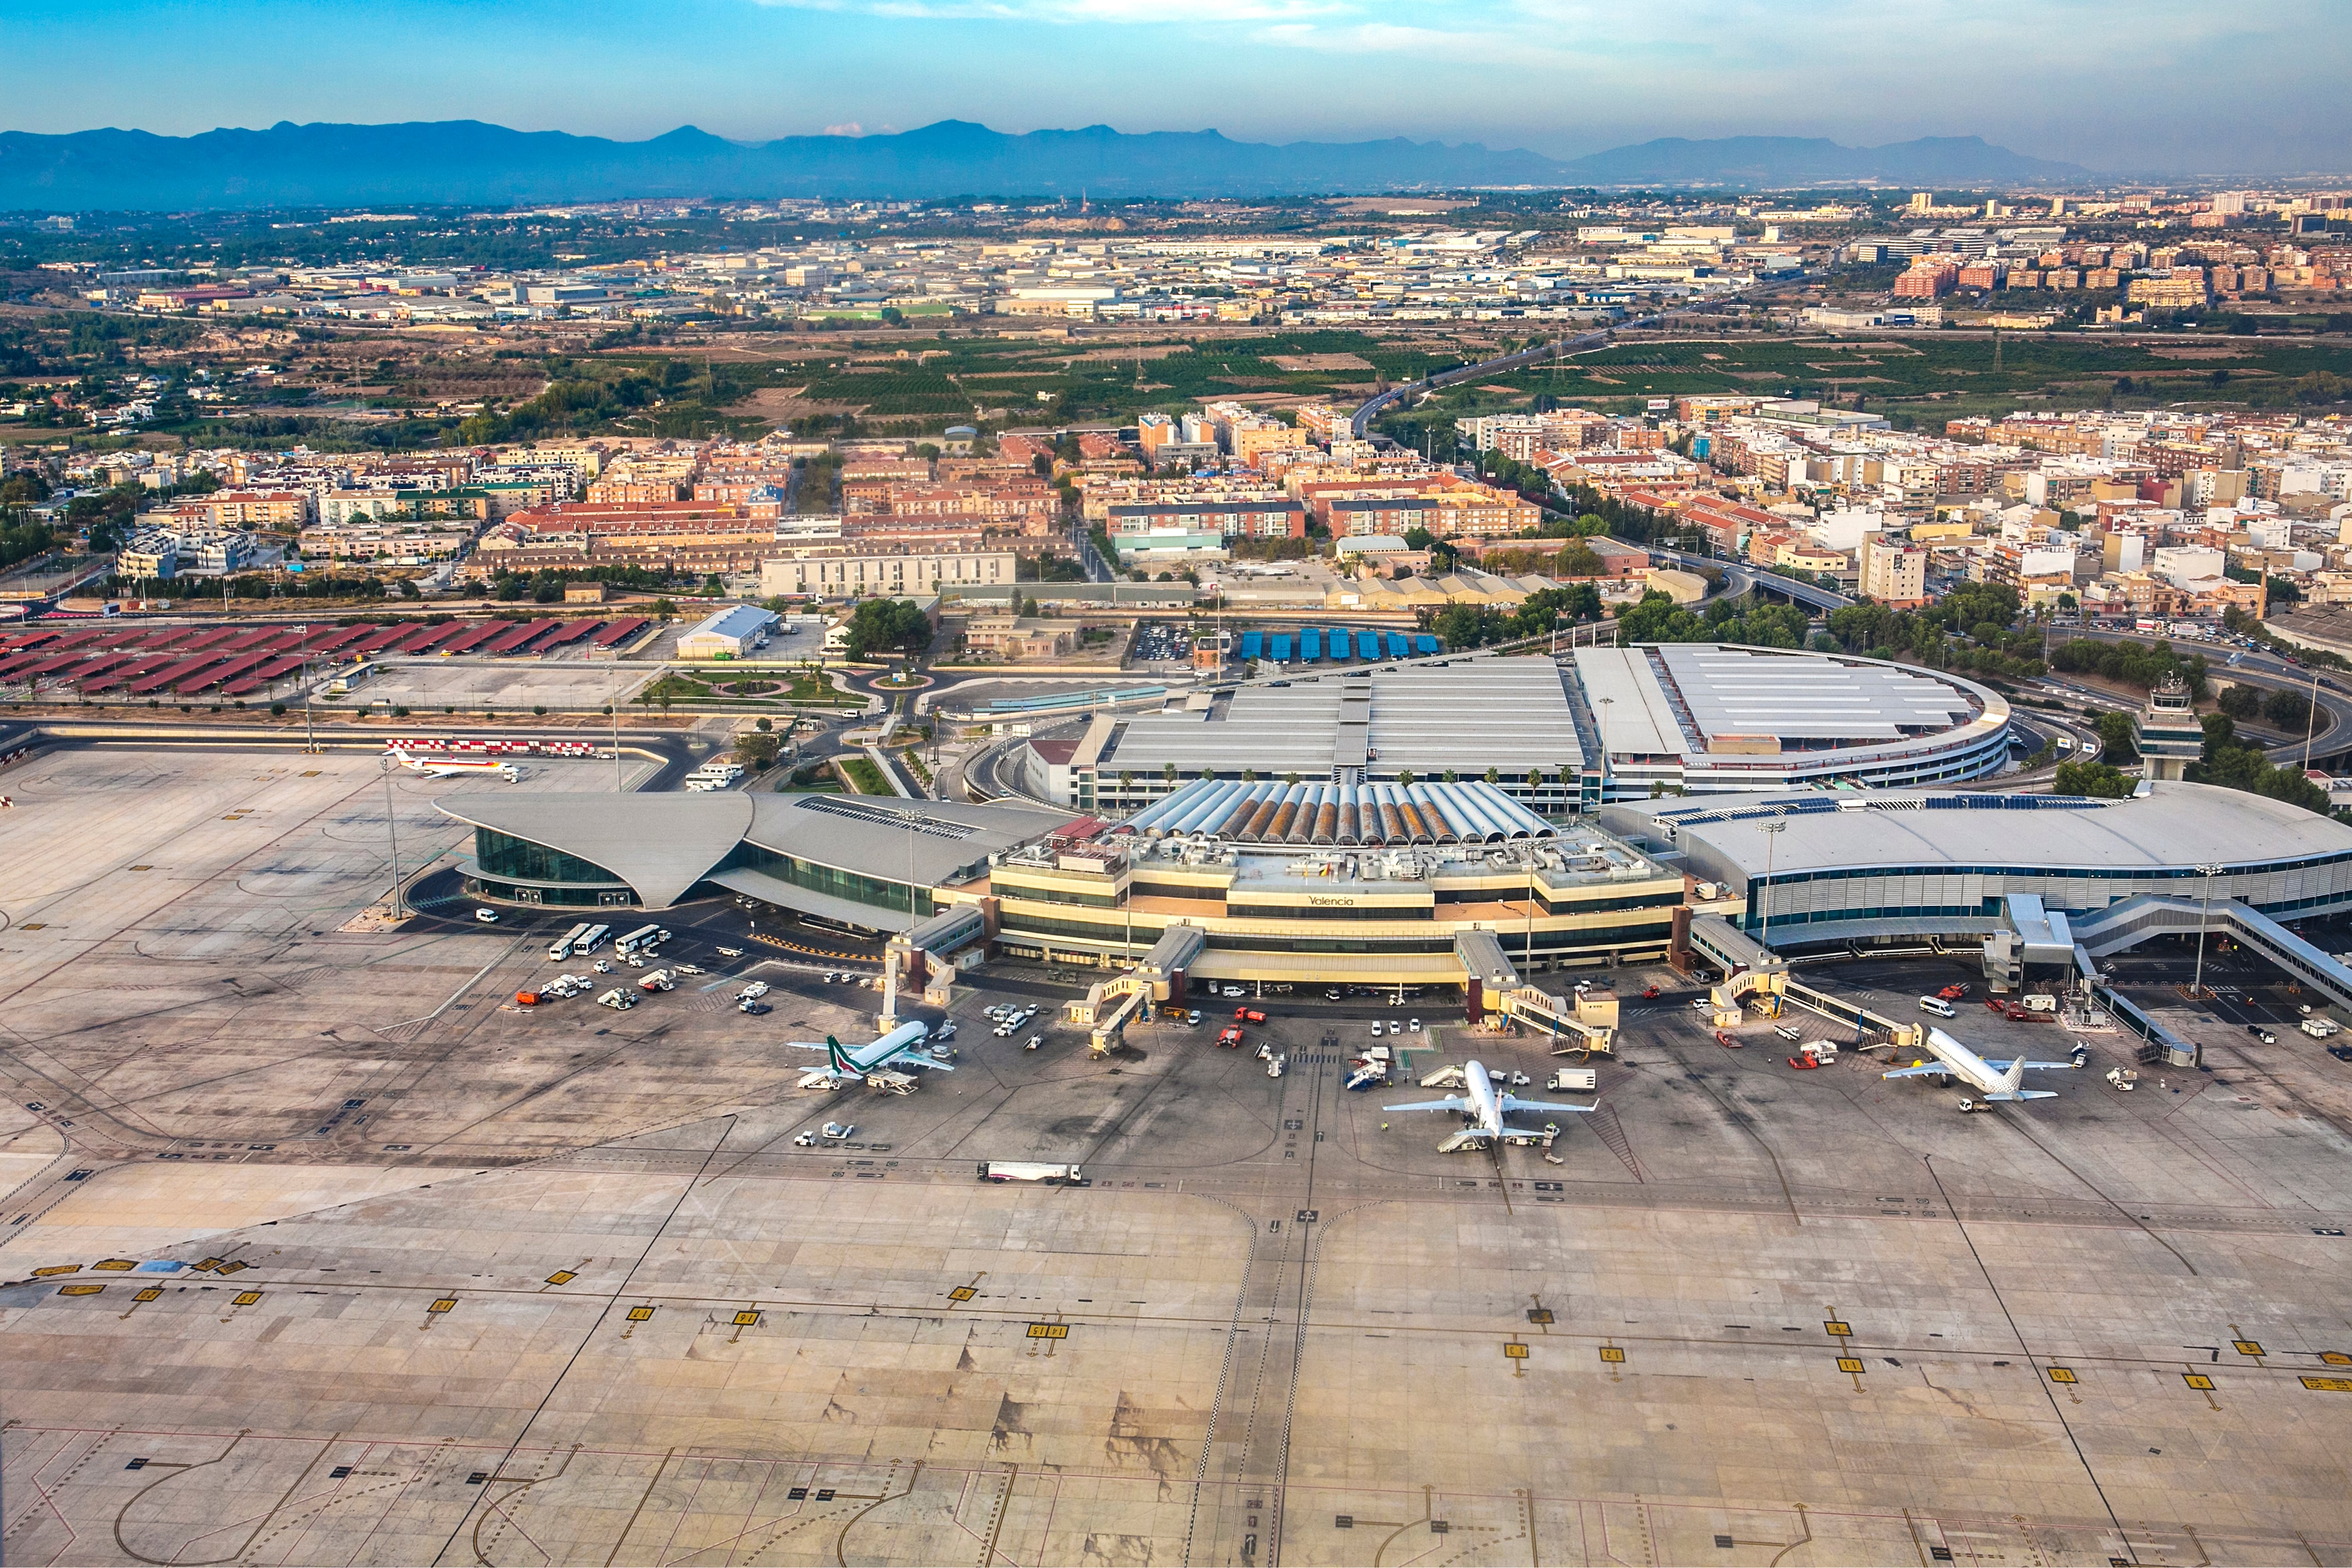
[0,120,2094,211]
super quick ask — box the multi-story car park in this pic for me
[1039,645,2012,818]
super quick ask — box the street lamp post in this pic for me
[1596,695,1613,804]
[1757,820,1786,954]
[2190,861,2225,999]
[2303,671,2321,774]
[379,753,405,919]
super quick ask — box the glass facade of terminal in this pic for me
[1743,852,2352,935]
[469,828,638,903]
[718,842,935,917]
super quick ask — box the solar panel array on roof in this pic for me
[1097,659,1581,780]
[1658,644,1975,748]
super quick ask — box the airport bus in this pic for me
[547,922,594,962]
[573,923,612,955]
[616,923,666,957]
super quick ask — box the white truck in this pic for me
[2021,994,2058,1013]
[637,970,675,993]
[1547,1067,1598,1092]
[2299,1016,2341,1038]
[977,1161,1086,1185]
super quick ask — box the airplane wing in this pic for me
[783,1041,830,1053]
[1498,1098,1600,1116]
[1986,1089,2059,1100]
[1880,1063,1950,1079]
[1383,1097,1466,1113]
[1984,1059,2080,1073]
[886,1054,954,1071]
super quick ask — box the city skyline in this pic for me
[4,0,2349,177]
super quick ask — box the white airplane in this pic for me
[1385,1059,1596,1151]
[787,1022,954,1081]
[388,747,518,780]
[1882,1026,2082,1110]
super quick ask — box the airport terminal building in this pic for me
[445,773,2352,1005]
[1041,645,2012,818]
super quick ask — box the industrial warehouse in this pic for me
[1034,644,2015,816]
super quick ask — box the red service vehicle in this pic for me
[1217,1026,1245,1048]
[1938,984,1967,1001]
[1714,1031,1741,1049]
[1233,1007,1267,1024]
[1787,1054,1821,1070]
[1641,985,1661,999]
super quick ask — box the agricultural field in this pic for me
[1397,330,2352,436]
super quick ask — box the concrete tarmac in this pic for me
[2,750,2350,1565]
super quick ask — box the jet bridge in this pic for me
[2068,894,2352,1014]
[1454,930,1616,1056]
[1065,923,1208,1056]
[1707,967,1925,1052]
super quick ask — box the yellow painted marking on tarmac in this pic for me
[627,1305,654,1321]
[1504,1342,1528,1359]
[734,1310,763,1327]
[1824,1321,1852,1337]
[2184,1373,2216,1390]
[1025,1322,1068,1339]
[2047,1367,2078,1384]
[544,1270,576,1285]
[32,1265,79,1277]
[58,1283,104,1296]
[1836,1356,1865,1374]
[1597,1345,1625,1363]
[92,1259,136,1271]
[2301,1376,2352,1392]
[948,1286,976,1301]
[232,1290,262,1306]
[133,1287,162,1302]
[2319,1352,2351,1366]
[2234,1339,2265,1357]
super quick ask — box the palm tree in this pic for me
[1395,770,1414,788]
[1484,766,1501,786]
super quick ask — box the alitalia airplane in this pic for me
[787,1022,955,1080]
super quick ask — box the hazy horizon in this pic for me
[5,0,2349,177]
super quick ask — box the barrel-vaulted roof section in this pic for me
[437,793,755,909]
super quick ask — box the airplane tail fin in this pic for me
[825,1035,862,1078]
[1999,1057,2027,1096]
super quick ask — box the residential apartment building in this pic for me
[759,545,1017,598]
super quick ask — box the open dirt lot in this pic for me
[3,749,2351,1565]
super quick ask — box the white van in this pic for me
[1918,996,1956,1018]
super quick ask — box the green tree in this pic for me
[2263,686,2313,732]
[841,598,933,661]
[2094,710,2139,764]
[2054,760,2136,798]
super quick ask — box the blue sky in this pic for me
[5,0,2347,172]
